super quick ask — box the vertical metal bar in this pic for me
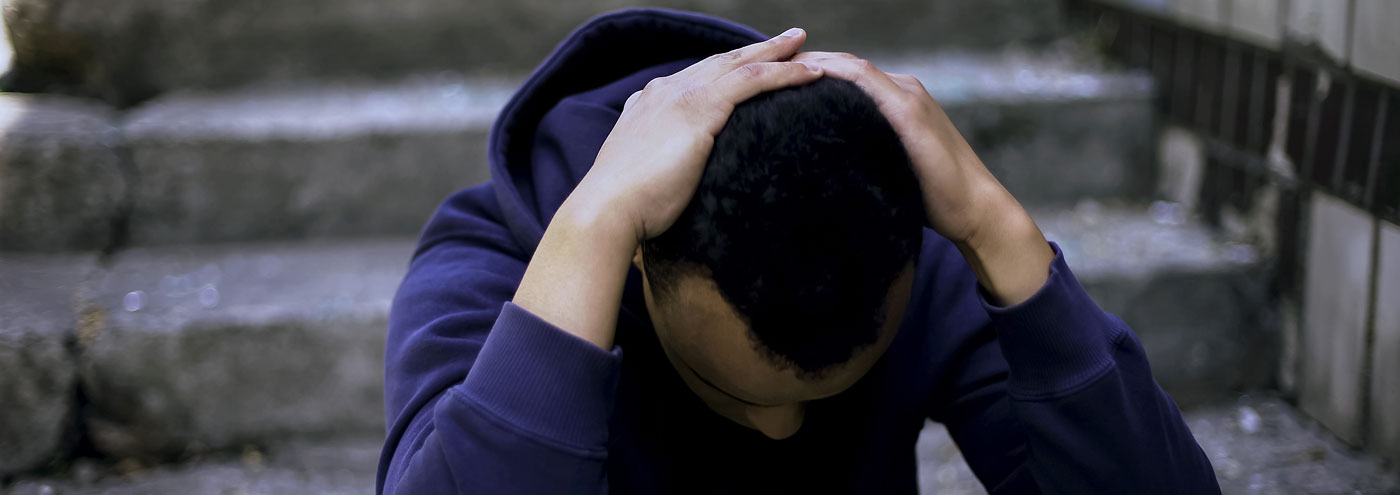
[1247,50,1269,152]
[1221,41,1243,144]
[1301,67,1323,189]
[1129,14,1150,68]
[1364,90,1390,209]
[1333,82,1357,195]
[1196,38,1219,132]
[1174,32,1196,124]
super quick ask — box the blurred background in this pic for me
[0,0,1397,493]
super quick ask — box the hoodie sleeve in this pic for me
[378,184,620,495]
[934,242,1221,494]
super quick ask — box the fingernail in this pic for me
[798,61,821,73]
[780,27,803,38]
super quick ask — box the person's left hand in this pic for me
[793,51,1054,305]
[791,51,1011,245]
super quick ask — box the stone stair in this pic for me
[6,396,1397,495]
[7,201,1267,461]
[2,0,1062,105]
[0,0,1304,491]
[2,45,1156,250]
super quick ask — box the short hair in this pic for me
[641,77,925,378]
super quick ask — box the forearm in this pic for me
[968,242,1219,493]
[513,197,638,350]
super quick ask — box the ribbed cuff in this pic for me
[981,242,1121,400]
[456,302,623,449]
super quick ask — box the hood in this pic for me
[487,8,767,253]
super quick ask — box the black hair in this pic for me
[641,77,925,378]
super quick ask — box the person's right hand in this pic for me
[561,27,824,244]
[516,28,822,349]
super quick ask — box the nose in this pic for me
[745,402,806,440]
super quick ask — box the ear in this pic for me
[632,245,645,271]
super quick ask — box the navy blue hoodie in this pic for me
[378,8,1221,494]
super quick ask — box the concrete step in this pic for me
[6,396,1396,494]
[2,0,1063,105]
[0,95,125,251]
[1032,201,1274,408]
[912,395,1400,495]
[73,238,414,460]
[0,47,1155,250]
[118,76,504,247]
[0,203,1259,470]
[896,47,1157,208]
[1,435,381,495]
[0,254,95,475]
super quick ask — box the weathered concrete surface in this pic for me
[1034,202,1273,407]
[7,397,1396,494]
[881,48,1158,208]
[0,94,124,252]
[1,435,380,495]
[116,48,1152,246]
[1299,193,1374,446]
[1371,222,1400,467]
[0,254,93,476]
[76,239,413,458]
[914,395,1400,494]
[916,423,987,495]
[2,0,1062,105]
[120,77,503,245]
[1190,395,1400,494]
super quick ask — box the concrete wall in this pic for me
[1103,0,1400,85]
[1090,0,1400,467]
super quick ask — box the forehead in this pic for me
[655,273,895,403]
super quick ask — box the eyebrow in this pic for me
[683,362,784,408]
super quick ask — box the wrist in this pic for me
[953,195,1052,306]
[553,195,642,256]
[958,194,1038,255]
[512,196,639,350]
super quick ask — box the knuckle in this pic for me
[896,92,921,108]
[717,49,744,64]
[735,63,766,80]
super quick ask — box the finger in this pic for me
[706,61,823,111]
[790,51,859,62]
[623,90,642,112]
[797,57,906,109]
[683,27,808,81]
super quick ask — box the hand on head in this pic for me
[791,51,1019,247]
[574,29,1026,252]
[567,28,824,245]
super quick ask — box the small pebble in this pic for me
[72,458,99,485]
[122,290,146,312]
[242,445,264,471]
[1149,200,1186,226]
[199,284,220,308]
[1238,406,1261,434]
[1221,458,1244,480]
